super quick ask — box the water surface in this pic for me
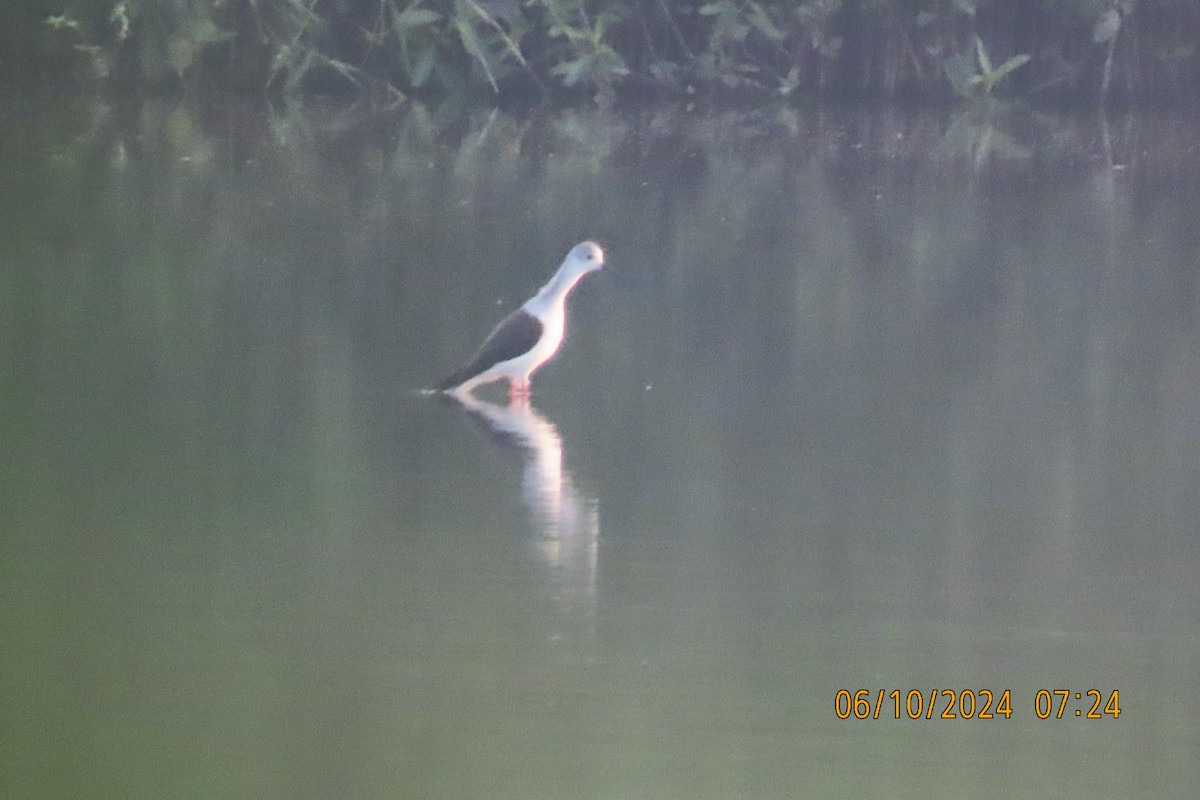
[2,99,1198,799]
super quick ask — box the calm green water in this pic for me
[2,99,1198,799]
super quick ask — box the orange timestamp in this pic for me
[834,689,1121,720]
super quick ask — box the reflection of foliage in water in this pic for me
[6,99,1199,490]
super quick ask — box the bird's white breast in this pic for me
[520,302,566,373]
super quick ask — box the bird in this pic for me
[435,241,605,401]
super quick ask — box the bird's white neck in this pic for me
[525,262,589,316]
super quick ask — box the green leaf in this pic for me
[410,43,436,87]
[454,16,498,92]
[550,57,586,86]
[974,35,992,76]
[747,4,785,42]
[991,53,1031,81]
[649,59,679,84]
[167,35,196,72]
[550,46,628,88]
[593,10,625,40]
[187,18,235,46]
[699,2,736,16]
[548,24,589,42]
[394,6,441,29]
[593,45,629,76]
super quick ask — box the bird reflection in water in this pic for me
[450,393,599,619]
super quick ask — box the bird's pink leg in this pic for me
[509,379,530,404]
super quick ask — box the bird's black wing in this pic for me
[436,309,543,391]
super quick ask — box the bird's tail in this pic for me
[432,367,470,394]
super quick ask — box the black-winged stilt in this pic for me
[435,241,605,401]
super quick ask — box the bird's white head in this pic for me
[563,241,605,276]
